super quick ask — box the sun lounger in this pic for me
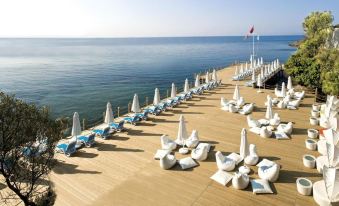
[110,120,125,131]
[56,140,77,157]
[93,126,111,139]
[78,133,96,147]
[123,115,140,125]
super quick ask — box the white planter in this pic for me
[303,155,316,168]
[312,104,320,111]
[296,178,313,196]
[307,129,319,139]
[310,117,319,126]
[311,110,320,118]
[305,139,317,151]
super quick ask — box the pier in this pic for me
[48,64,319,206]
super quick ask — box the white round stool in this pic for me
[296,178,312,196]
[305,139,317,151]
[303,155,316,168]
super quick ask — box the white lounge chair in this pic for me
[244,144,259,165]
[258,163,280,182]
[191,143,209,161]
[186,130,199,148]
[239,103,254,115]
[247,115,261,128]
[232,172,249,190]
[277,100,286,109]
[215,151,236,171]
[277,122,293,135]
[159,154,177,170]
[260,127,272,138]
[269,113,281,126]
[237,97,245,108]
[294,91,305,99]
[160,135,177,151]
[228,104,238,113]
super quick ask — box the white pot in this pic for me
[303,155,316,168]
[307,129,319,139]
[296,178,312,196]
[310,117,319,126]
[305,139,317,151]
[311,110,320,118]
[312,104,320,111]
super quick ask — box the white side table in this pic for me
[179,147,189,154]
[305,139,317,151]
[303,154,316,168]
[296,178,312,196]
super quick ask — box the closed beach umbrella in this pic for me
[131,93,141,113]
[104,102,113,124]
[281,82,286,97]
[235,66,239,76]
[171,83,176,98]
[260,67,264,79]
[252,69,256,81]
[176,115,188,146]
[240,64,244,73]
[195,74,200,87]
[71,112,81,137]
[205,72,209,83]
[245,62,248,71]
[257,74,262,87]
[323,166,339,202]
[261,57,263,65]
[265,97,273,119]
[233,84,240,101]
[287,76,293,90]
[153,88,160,105]
[184,78,189,93]
[212,69,217,81]
[240,128,249,159]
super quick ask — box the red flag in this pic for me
[244,26,254,40]
[249,25,254,34]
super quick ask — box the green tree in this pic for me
[0,92,62,206]
[317,49,339,95]
[285,11,336,93]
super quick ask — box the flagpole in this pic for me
[252,33,255,59]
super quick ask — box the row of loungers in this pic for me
[56,80,222,157]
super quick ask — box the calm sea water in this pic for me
[0,36,302,125]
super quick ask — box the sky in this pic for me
[0,0,338,37]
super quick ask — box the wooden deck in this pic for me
[50,65,322,206]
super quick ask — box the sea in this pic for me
[0,36,303,125]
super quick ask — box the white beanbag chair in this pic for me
[215,151,236,171]
[232,172,249,190]
[186,130,199,148]
[160,135,177,151]
[244,144,259,165]
[258,163,280,182]
[260,127,273,138]
[191,143,209,161]
[160,154,177,170]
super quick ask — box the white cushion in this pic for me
[210,170,233,186]
[179,157,198,170]
[227,152,243,165]
[154,149,171,160]
[251,179,273,194]
[274,131,289,140]
[256,158,275,167]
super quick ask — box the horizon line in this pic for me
[0,34,304,39]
